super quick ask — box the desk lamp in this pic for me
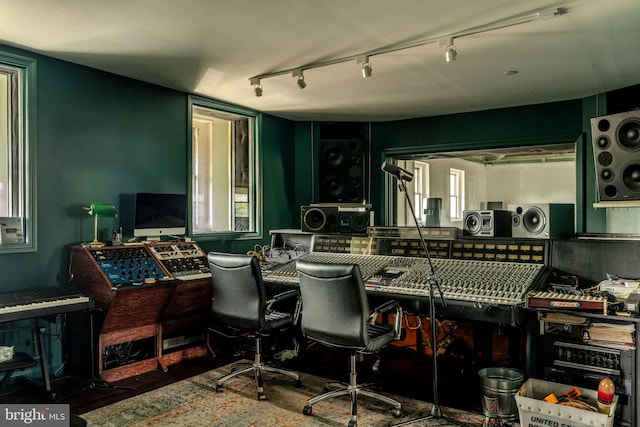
[84,203,118,246]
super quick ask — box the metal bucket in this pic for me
[477,367,524,422]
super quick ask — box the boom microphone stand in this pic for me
[382,163,467,427]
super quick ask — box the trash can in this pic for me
[478,367,524,422]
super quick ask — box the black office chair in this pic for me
[296,260,403,427]
[208,252,301,401]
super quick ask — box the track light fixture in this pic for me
[440,37,457,63]
[357,55,372,78]
[445,45,457,63]
[248,6,566,92]
[250,78,263,97]
[293,69,306,89]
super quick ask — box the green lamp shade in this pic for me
[88,203,118,218]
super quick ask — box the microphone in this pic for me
[381,162,414,182]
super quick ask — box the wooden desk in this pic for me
[69,243,212,382]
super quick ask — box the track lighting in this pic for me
[440,37,457,63]
[293,69,306,89]
[357,55,372,78]
[250,78,262,97]
[445,45,457,62]
[248,6,566,93]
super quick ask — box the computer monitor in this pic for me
[133,193,187,241]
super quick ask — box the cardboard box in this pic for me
[516,378,617,427]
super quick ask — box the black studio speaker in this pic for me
[507,203,574,239]
[463,210,512,237]
[591,110,640,201]
[318,139,366,203]
[301,204,371,235]
[301,205,339,233]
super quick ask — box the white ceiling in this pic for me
[1,0,639,122]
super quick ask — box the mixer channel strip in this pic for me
[264,252,546,306]
[147,243,211,281]
[263,252,396,284]
[368,258,545,305]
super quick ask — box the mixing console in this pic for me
[263,252,546,306]
[89,246,168,286]
[82,242,211,287]
[147,242,211,281]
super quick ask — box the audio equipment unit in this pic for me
[301,205,339,233]
[591,110,640,201]
[507,203,574,239]
[424,197,442,227]
[337,205,372,234]
[301,204,371,234]
[146,242,211,280]
[318,139,366,203]
[538,312,637,426]
[462,210,512,237]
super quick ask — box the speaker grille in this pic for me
[462,210,512,237]
[318,139,366,203]
[591,111,640,201]
[507,203,574,238]
[301,206,339,233]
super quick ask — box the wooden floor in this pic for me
[0,337,486,418]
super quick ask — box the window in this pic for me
[0,51,36,252]
[413,161,429,223]
[189,97,260,239]
[449,168,465,221]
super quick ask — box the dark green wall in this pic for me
[0,44,296,293]
[293,99,613,232]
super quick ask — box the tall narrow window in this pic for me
[0,52,36,252]
[413,161,429,223]
[449,168,465,221]
[190,97,260,238]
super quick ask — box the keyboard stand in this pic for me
[32,320,54,398]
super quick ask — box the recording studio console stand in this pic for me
[83,308,135,392]
[390,177,467,427]
[68,308,134,395]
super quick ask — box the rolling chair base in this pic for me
[302,353,402,426]
[214,336,301,401]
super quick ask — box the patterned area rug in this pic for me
[81,362,486,426]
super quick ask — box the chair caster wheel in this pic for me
[303,405,312,415]
[215,385,224,393]
[294,379,302,388]
[257,392,267,401]
[391,408,402,417]
[348,420,357,427]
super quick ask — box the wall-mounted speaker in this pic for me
[301,204,371,235]
[463,210,512,237]
[507,203,574,239]
[591,110,640,201]
[318,139,366,203]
